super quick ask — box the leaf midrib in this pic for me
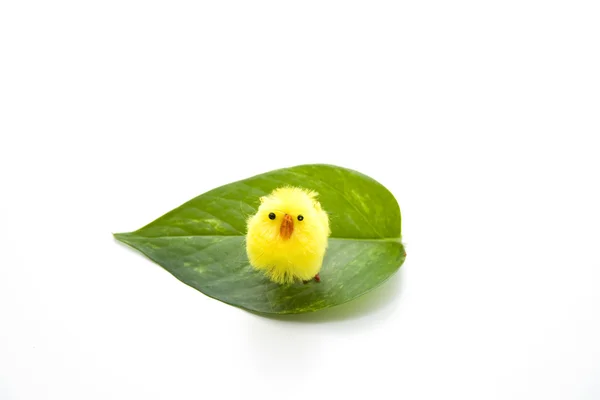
[114,233,402,243]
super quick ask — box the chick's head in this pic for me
[249,187,330,244]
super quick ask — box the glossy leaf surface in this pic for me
[115,164,405,314]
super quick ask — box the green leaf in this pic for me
[114,164,405,314]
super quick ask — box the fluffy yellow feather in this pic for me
[245,187,331,284]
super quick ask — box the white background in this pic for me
[1,1,599,399]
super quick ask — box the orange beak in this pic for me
[280,214,294,240]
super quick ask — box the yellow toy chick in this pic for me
[246,187,330,284]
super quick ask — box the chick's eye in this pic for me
[297,215,304,221]
[268,212,276,220]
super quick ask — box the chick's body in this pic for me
[246,187,330,284]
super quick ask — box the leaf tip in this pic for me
[113,232,131,243]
